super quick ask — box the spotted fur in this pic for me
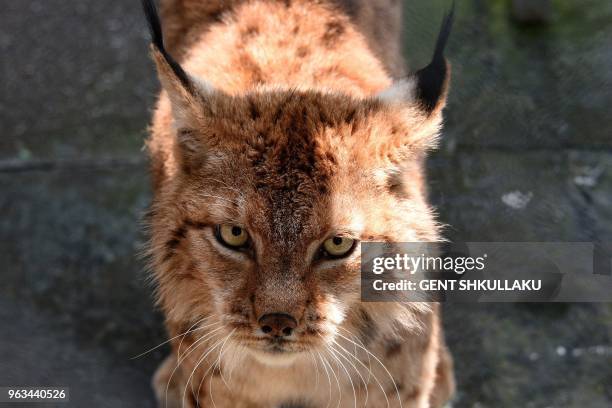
[143,0,455,407]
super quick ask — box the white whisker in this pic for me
[131,316,211,359]
[326,342,357,408]
[198,329,236,408]
[320,349,342,408]
[181,335,227,408]
[335,331,389,408]
[177,319,221,359]
[331,341,369,407]
[338,327,373,383]
[165,326,224,408]
[216,329,235,390]
[177,325,224,361]
[316,351,333,408]
[335,332,402,408]
[308,350,320,389]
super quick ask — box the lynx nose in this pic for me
[258,313,297,337]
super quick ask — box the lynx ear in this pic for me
[142,0,216,128]
[379,5,454,117]
[142,0,220,171]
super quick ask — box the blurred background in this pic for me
[1,0,611,406]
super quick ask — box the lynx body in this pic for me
[143,0,455,406]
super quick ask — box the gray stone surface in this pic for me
[1,0,611,407]
[0,168,159,407]
[0,0,154,160]
[429,0,612,150]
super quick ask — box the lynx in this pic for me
[142,0,455,406]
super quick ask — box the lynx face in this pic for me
[144,0,451,366]
[151,88,442,363]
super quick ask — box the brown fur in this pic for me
[145,1,454,407]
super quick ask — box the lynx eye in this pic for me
[216,224,249,248]
[322,236,356,258]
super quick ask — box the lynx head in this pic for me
[143,0,452,364]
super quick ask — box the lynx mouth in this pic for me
[266,343,289,352]
[238,337,310,366]
[256,338,296,354]
[249,345,301,366]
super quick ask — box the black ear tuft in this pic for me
[415,2,454,114]
[141,0,192,90]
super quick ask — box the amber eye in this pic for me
[216,225,249,248]
[322,236,356,258]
